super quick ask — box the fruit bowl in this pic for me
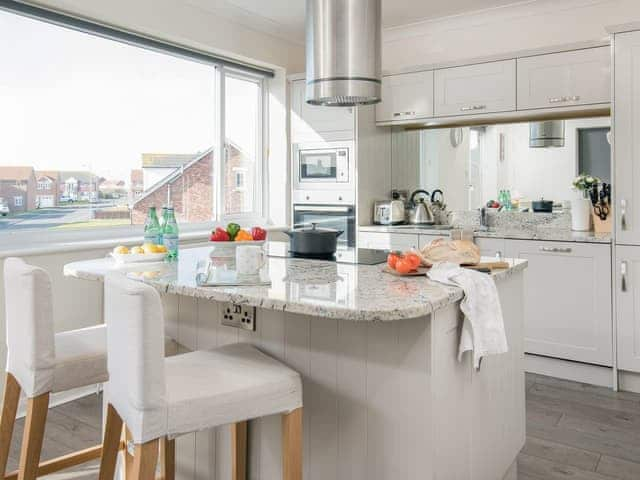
[111,252,167,264]
[209,240,265,258]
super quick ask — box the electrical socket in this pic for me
[221,303,256,331]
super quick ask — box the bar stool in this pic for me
[99,274,303,480]
[0,257,109,480]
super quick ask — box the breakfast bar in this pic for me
[64,246,527,480]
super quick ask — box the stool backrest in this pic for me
[3,257,55,397]
[104,274,167,437]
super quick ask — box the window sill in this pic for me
[0,220,288,258]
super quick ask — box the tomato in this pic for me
[395,258,415,274]
[387,252,401,269]
[404,253,422,269]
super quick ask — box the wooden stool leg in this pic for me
[282,408,302,480]
[232,421,247,480]
[17,392,50,480]
[160,437,175,480]
[131,439,159,480]
[98,404,123,480]
[123,425,134,480]
[0,373,20,477]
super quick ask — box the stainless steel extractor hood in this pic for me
[305,0,382,107]
[529,120,565,148]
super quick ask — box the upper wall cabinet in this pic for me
[517,47,611,110]
[434,60,516,117]
[375,70,434,123]
[290,79,354,142]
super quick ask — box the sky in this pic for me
[0,9,257,184]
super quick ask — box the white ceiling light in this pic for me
[305,0,382,107]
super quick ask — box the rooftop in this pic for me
[0,166,34,181]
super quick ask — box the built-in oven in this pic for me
[293,204,356,247]
[293,141,354,191]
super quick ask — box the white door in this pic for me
[290,79,354,142]
[375,70,434,123]
[614,31,640,245]
[434,60,516,117]
[517,46,610,110]
[37,195,54,207]
[505,240,612,366]
[616,246,640,372]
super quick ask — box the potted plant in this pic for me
[571,173,600,231]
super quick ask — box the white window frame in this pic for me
[13,196,23,207]
[216,67,267,222]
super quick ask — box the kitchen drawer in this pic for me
[358,231,419,251]
[517,46,610,110]
[434,60,516,117]
[376,70,434,123]
[505,240,612,366]
[474,237,506,259]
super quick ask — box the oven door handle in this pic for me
[293,205,353,213]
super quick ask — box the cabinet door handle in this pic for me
[548,96,567,103]
[622,261,628,292]
[460,105,487,112]
[392,111,416,117]
[539,246,572,253]
[621,199,628,230]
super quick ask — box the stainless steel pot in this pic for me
[285,223,343,256]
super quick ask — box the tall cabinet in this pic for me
[614,30,640,374]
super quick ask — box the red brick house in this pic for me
[130,169,144,202]
[35,170,60,208]
[132,149,214,224]
[0,166,37,213]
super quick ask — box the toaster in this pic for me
[373,200,405,225]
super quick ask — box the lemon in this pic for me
[131,246,144,254]
[142,243,157,254]
[155,245,168,253]
[113,245,129,255]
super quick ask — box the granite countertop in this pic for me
[64,246,527,322]
[360,225,612,244]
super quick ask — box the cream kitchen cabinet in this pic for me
[517,46,610,110]
[434,60,516,117]
[375,70,434,123]
[290,79,354,142]
[418,233,450,248]
[505,240,612,366]
[358,231,419,251]
[614,31,640,245]
[474,237,506,259]
[615,247,640,372]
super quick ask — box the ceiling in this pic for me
[187,0,524,45]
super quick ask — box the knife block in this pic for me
[591,206,612,233]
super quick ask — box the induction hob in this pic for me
[266,241,387,265]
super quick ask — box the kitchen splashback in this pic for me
[449,209,572,232]
[391,116,611,212]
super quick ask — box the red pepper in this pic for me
[251,226,267,241]
[210,227,231,242]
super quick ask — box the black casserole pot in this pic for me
[532,199,554,213]
[285,223,343,256]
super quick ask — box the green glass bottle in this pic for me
[163,207,179,261]
[159,206,168,244]
[143,207,161,245]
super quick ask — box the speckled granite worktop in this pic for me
[64,246,527,322]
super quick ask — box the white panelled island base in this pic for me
[65,246,527,480]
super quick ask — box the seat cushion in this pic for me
[165,343,302,438]
[52,325,109,393]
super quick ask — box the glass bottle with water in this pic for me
[163,207,179,261]
[143,207,162,245]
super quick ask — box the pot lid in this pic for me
[291,223,340,234]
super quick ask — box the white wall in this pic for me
[382,0,640,72]
[30,0,305,73]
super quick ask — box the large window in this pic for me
[0,8,266,234]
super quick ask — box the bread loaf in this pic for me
[419,238,481,266]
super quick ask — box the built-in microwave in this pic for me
[293,141,354,191]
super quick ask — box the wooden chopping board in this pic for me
[383,261,510,277]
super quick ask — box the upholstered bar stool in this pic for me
[99,274,303,480]
[0,257,109,480]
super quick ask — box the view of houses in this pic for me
[0,141,252,228]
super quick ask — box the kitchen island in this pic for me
[65,246,527,480]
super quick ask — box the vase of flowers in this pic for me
[571,174,599,231]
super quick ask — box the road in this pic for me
[0,202,116,231]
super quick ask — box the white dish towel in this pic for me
[427,262,508,369]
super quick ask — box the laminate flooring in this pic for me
[5,374,640,479]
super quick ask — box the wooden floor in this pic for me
[5,373,640,479]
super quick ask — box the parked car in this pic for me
[59,195,72,203]
[0,204,9,216]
